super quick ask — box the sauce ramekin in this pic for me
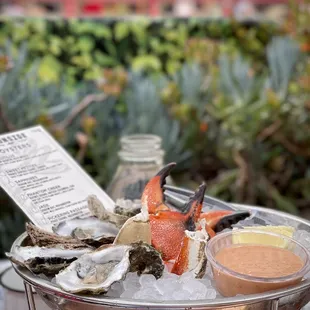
[205,229,310,297]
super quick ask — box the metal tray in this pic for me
[10,193,310,310]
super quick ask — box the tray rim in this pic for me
[10,203,310,309]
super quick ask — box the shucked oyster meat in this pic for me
[6,245,92,276]
[53,216,119,247]
[56,242,164,294]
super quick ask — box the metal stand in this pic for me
[271,299,279,310]
[24,281,37,310]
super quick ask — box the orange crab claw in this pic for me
[141,162,176,214]
[199,211,233,229]
[200,210,251,233]
[172,228,209,277]
[171,234,190,275]
[149,184,206,261]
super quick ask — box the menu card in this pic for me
[0,126,114,231]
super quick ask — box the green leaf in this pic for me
[28,36,48,52]
[50,36,63,56]
[105,41,117,57]
[94,26,112,39]
[71,54,93,68]
[115,22,130,41]
[130,22,147,46]
[132,55,162,72]
[73,21,96,34]
[76,36,95,53]
[38,55,61,83]
[166,60,181,75]
[84,65,102,80]
[30,20,47,34]
[94,50,118,66]
[12,24,30,42]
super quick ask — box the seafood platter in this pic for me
[7,163,310,309]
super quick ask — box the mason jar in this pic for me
[106,134,170,201]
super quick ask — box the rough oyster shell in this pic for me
[6,246,92,276]
[56,242,164,294]
[87,195,128,228]
[26,223,91,249]
[114,199,141,217]
[53,216,118,247]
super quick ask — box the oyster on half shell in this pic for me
[53,216,119,247]
[56,242,164,294]
[6,246,92,276]
[26,223,91,249]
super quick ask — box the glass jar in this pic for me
[107,134,170,201]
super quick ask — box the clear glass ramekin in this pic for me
[205,229,310,297]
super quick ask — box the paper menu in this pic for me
[0,126,115,231]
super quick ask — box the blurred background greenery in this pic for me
[0,1,309,256]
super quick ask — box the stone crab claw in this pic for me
[171,222,209,277]
[200,210,251,233]
[141,162,176,214]
[149,183,206,262]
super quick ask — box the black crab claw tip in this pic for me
[186,183,207,208]
[213,211,251,233]
[194,183,207,204]
[156,162,176,188]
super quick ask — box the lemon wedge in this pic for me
[232,226,295,248]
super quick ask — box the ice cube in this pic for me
[105,282,124,297]
[139,274,156,288]
[133,287,162,300]
[162,271,180,280]
[189,290,207,300]
[123,272,140,291]
[199,277,211,287]
[205,289,217,299]
[183,278,207,297]
[155,278,181,295]
[179,271,195,283]
[172,289,191,300]
[120,289,139,298]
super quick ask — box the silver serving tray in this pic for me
[10,195,310,310]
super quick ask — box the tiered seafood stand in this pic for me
[11,186,310,310]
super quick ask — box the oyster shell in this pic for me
[53,216,118,247]
[113,205,151,245]
[87,195,128,228]
[6,246,92,276]
[114,199,141,217]
[26,223,90,249]
[56,242,164,294]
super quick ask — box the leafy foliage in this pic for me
[0,18,279,85]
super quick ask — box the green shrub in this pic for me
[0,18,279,85]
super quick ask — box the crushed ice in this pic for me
[106,268,217,301]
